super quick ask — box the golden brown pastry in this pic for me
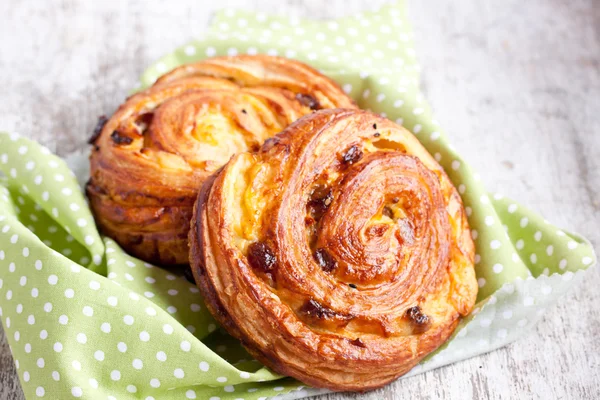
[87,55,356,265]
[189,109,477,391]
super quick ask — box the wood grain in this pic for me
[0,0,598,399]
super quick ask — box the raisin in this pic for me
[88,115,108,144]
[300,299,337,319]
[295,93,321,110]
[374,132,380,137]
[348,283,357,289]
[342,145,363,164]
[392,197,400,203]
[134,112,153,135]
[308,185,333,219]
[405,306,431,333]
[314,248,337,272]
[350,337,366,348]
[241,109,247,114]
[247,241,277,273]
[383,206,394,219]
[373,123,377,129]
[110,131,133,145]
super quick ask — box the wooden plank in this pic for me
[0,0,598,399]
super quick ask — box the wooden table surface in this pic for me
[1,0,598,399]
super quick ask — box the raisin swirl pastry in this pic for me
[190,109,477,391]
[87,55,356,265]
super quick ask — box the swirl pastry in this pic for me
[87,55,356,265]
[189,109,477,390]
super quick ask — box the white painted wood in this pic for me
[0,0,598,398]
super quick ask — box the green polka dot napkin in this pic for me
[0,1,596,399]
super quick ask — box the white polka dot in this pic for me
[64,288,74,298]
[190,303,201,312]
[184,45,197,56]
[24,343,31,353]
[144,291,155,298]
[48,275,58,285]
[22,247,29,257]
[163,324,174,334]
[94,350,104,361]
[37,358,45,368]
[58,315,68,325]
[582,256,593,265]
[240,371,251,379]
[546,245,554,256]
[20,276,27,286]
[100,322,111,333]
[174,368,185,378]
[199,361,210,371]
[88,378,98,388]
[40,330,48,339]
[53,342,63,352]
[493,263,504,273]
[35,260,43,270]
[156,351,167,362]
[497,329,508,339]
[180,340,191,352]
[490,240,501,249]
[117,342,127,352]
[224,385,235,392]
[36,387,45,397]
[530,253,537,264]
[516,239,524,250]
[533,231,542,241]
[559,259,568,270]
[10,234,18,244]
[14,331,20,341]
[145,307,157,316]
[523,296,534,306]
[150,378,160,388]
[451,160,460,170]
[127,385,137,393]
[217,377,228,383]
[107,296,118,307]
[84,235,94,245]
[186,390,197,399]
[567,241,578,249]
[110,370,121,381]
[139,331,150,342]
[76,333,87,344]
[477,278,486,288]
[274,386,285,392]
[133,358,144,370]
[167,306,177,314]
[82,306,94,316]
[71,387,83,398]
[484,216,494,226]
[123,315,134,325]
[520,217,528,228]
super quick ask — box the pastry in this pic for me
[189,109,477,390]
[87,55,356,265]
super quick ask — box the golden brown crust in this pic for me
[189,109,477,391]
[87,55,356,265]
